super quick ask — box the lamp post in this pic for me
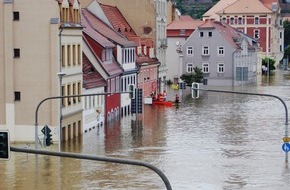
[57,72,66,152]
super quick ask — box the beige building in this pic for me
[0,0,83,143]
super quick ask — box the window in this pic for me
[187,46,193,55]
[236,67,248,81]
[222,17,227,23]
[238,17,243,25]
[202,63,209,73]
[187,63,194,73]
[208,32,212,37]
[202,46,209,55]
[218,46,225,55]
[200,32,204,37]
[230,17,235,25]
[254,29,260,39]
[14,49,20,58]
[180,29,185,35]
[78,44,81,65]
[217,63,225,73]
[254,17,259,24]
[67,84,71,105]
[77,81,81,102]
[62,45,65,67]
[14,91,21,101]
[13,12,20,21]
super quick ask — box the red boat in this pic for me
[152,100,173,106]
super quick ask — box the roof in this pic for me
[179,15,194,21]
[217,0,273,14]
[203,0,237,20]
[99,3,137,38]
[198,20,254,50]
[81,11,115,48]
[83,53,107,89]
[98,3,159,67]
[203,0,279,20]
[82,8,136,47]
[167,20,205,30]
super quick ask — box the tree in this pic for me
[262,57,276,74]
[180,67,203,86]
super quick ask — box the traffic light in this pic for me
[128,84,135,99]
[42,125,52,147]
[0,130,10,160]
[192,82,199,99]
[46,128,53,146]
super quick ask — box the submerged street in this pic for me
[1,70,290,190]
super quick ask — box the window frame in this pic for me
[202,46,209,56]
[217,63,225,73]
[202,63,209,73]
[217,46,225,56]
[187,46,193,56]
[186,63,194,73]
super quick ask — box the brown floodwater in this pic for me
[1,70,290,190]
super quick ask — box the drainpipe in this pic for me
[58,27,64,152]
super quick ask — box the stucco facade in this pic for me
[0,0,83,143]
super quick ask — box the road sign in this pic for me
[282,143,290,152]
[283,137,290,142]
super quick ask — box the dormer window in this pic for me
[102,48,113,62]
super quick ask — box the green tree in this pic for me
[262,57,276,73]
[284,20,290,47]
[180,67,203,86]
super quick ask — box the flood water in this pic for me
[2,70,290,190]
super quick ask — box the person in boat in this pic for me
[175,94,180,103]
[163,91,167,101]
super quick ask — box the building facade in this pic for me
[0,0,83,143]
[203,0,284,67]
[180,20,258,86]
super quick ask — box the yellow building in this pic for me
[0,0,83,143]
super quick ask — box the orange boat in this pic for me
[152,100,173,106]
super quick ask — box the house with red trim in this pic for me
[82,9,124,125]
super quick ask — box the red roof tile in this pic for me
[167,20,205,30]
[99,3,137,38]
[82,8,136,47]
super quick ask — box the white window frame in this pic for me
[202,46,209,55]
[202,63,209,73]
[187,46,193,56]
[217,46,225,56]
[187,63,194,73]
[217,63,225,73]
[254,29,260,39]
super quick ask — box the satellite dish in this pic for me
[176,41,180,46]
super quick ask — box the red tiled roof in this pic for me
[99,3,137,38]
[179,15,194,21]
[82,8,136,47]
[83,53,107,89]
[82,11,115,48]
[167,20,205,30]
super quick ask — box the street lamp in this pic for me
[57,71,66,151]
